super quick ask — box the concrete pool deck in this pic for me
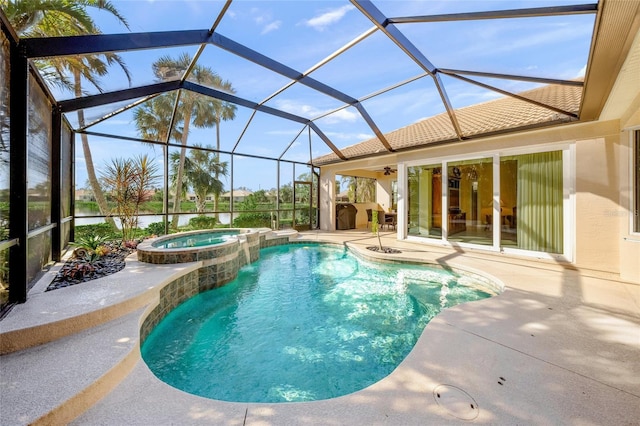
[1,230,639,425]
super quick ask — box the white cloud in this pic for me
[274,99,358,123]
[576,65,587,78]
[261,20,282,35]
[323,131,373,142]
[321,108,358,124]
[274,99,321,118]
[247,8,281,35]
[304,5,355,31]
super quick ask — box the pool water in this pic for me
[151,230,240,249]
[141,244,496,403]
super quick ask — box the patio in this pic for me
[1,230,638,425]
[1,1,640,424]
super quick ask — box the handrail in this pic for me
[26,223,57,239]
[0,238,18,251]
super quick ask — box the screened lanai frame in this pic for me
[0,0,605,308]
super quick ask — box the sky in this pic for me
[43,0,595,192]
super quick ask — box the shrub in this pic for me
[146,221,166,236]
[233,212,271,228]
[75,223,119,240]
[188,215,217,230]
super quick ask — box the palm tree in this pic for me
[133,93,183,210]
[210,78,237,214]
[169,145,228,214]
[3,0,131,229]
[134,93,183,143]
[341,176,376,203]
[152,53,221,229]
[1,0,126,37]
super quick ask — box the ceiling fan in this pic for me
[383,166,396,176]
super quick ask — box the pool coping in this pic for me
[1,230,639,425]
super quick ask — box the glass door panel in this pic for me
[408,164,441,238]
[502,151,563,254]
[446,159,493,245]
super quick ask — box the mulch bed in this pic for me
[46,242,135,292]
[366,246,402,254]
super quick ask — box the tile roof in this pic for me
[313,82,583,166]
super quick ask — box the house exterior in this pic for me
[221,189,253,204]
[316,10,640,284]
[74,188,95,202]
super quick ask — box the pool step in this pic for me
[0,309,142,426]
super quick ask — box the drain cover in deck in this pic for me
[433,384,479,420]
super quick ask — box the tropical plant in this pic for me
[133,93,183,211]
[211,79,237,213]
[169,144,228,214]
[1,0,127,38]
[69,233,110,258]
[60,261,96,281]
[152,53,224,229]
[340,176,376,203]
[371,210,382,250]
[2,0,132,230]
[100,154,160,242]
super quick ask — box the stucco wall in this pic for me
[319,120,638,282]
[574,135,621,274]
[618,127,640,283]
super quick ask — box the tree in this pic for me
[211,78,237,214]
[169,145,228,214]
[134,93,183,143]
[1,0,126,37]
[133,93,183,209]
[279,183,293,204]
[101,154,160,242]
[3,0,132,230]
[341,176,376,203]
[152,53,223,229]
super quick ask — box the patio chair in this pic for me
[484,214,492,231]
[383,211,396,230]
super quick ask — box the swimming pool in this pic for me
[141,243,497,403]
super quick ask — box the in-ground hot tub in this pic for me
[150,229,241,249]
[137,228,261,292]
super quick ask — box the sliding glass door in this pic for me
[405,149,565,255]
